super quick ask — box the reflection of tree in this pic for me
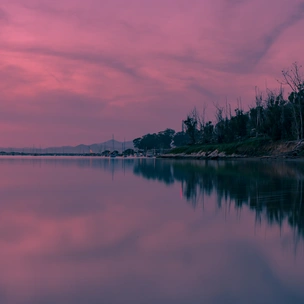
[134,159,304,241]
[133,159,174,185]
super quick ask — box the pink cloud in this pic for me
[0,0,304,146]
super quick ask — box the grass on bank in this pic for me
[168,137,275,157]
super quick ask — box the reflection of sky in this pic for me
[1,1,304,147]
[0,157,303,304]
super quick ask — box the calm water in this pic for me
[0,157,304,304]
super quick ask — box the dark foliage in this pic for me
[133,129,176,150]
[180,63,304,144]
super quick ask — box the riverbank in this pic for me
[158,138,304,160]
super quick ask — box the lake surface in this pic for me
[0,157,304,304]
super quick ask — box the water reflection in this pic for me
[0,157,304,304]
[134,159,304,242]
[2,157,303,242]
[0,156,135,172]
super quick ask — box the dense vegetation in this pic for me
[133,63,304,151]
[133,128,178,150]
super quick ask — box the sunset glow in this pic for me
[1,0,304,147]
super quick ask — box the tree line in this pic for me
[183,63,304,145]
[133,128,193,150]
[133,128,181,150]
[133,63,304,149]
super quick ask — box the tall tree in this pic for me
[281,62,304,139]
[183,108,199,145]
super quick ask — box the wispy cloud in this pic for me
[5,45,141,78]
[236,1,304,70]
[0,0,303,146]
[0,7,8,22]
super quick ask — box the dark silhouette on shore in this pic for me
[134,63,304,151]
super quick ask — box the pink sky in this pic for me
[1,0,304,147]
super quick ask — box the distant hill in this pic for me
[0,139,134,154]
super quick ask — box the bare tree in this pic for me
[281,62,304,139]
[282,62,304,92]
[198,103,207,132]
[213,102,225,143]
[183,107,199,145]
[254,86,263,137]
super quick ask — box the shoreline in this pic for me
[157,153,304,160]
[157,139,304,160]
[2,139,304,160]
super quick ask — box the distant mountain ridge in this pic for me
[0,139,134,154]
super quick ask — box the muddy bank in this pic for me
[158,140,304,160]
